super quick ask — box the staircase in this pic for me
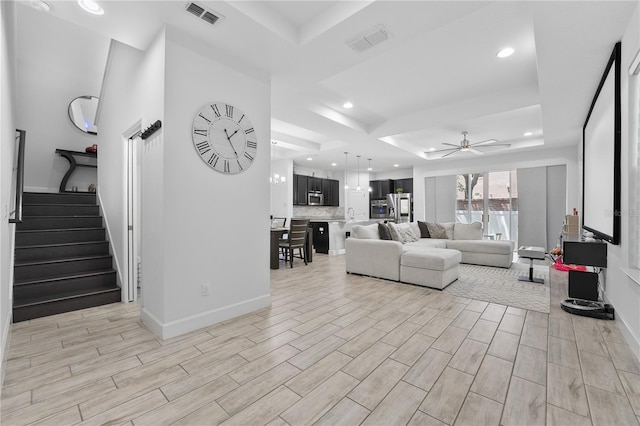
[13,192,121,322]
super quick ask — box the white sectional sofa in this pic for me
[345,221,515,289]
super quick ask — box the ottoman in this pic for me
[400,248,462,290]
[517,246,546,284]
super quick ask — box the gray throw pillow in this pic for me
[378,223,392,240]
[417,221,431,238]
[426,222,448,239]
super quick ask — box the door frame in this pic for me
[123,121,142,302]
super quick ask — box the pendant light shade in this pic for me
[367,158,373,192]
[356,155,361,191]
[344,152,349,189]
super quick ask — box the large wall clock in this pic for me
[191,102,257,174]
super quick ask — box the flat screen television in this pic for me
[563,241,607,268]
[582,42,621,245]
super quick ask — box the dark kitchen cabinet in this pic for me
[294,174,308,205]
[308,177,322,193]
[322,178,339,206]
[293,174,340,206]
[370,179,394,199]
[394,178,413,194]
[329,179,340,206]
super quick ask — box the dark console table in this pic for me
[55,149,97,193]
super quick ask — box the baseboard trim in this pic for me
[141,294,271,340]
[0,311,12,394]
[602,291,640,362]
[96,191,125,292]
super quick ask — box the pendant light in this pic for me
[344,152,349,189]
[356,155,361,191]
[367,158,373,192]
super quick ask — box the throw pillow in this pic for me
[426,222,448,239]
[387,222,404,243]
[352,223,380,239]
[417,221,431,238]
[378,223,392,240]
[397,223,419,242]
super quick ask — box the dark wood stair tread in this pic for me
[15,240,108,250]
[14,286,120,308]
[14,254,112,267]
[14,269,115,286]
[17,227,103,233]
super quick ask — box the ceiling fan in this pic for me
[428,131,510,158]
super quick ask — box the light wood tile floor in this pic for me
[2,255,640,425]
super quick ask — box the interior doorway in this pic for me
[124,123,142,302]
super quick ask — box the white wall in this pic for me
[412,145,579,222]
[138,26,270,338]
[0,0,17,391]
[95,39,146,294]
[600,4,640,359]
[16,6,109,193]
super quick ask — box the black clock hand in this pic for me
[224,129,239,157]
[227,129,240,139]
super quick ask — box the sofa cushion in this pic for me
[351,223,379,239]
[446,239,514,255]
[426,222,449,239]
[417,221,430,238]
[378,223,392,240]
[401,248,461,270]
[454,222,483,240]
[405,239,448,249]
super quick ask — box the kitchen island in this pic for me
[293,217,389,256]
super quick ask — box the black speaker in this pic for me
[568,270,599,301]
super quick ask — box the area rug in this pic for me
[444,263,550,313]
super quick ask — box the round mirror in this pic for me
[68,95,99,135]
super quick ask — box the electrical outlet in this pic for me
[202,283,211,296]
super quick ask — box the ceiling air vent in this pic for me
[185,2,224,26]
[346,25,389,53]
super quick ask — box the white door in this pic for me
[125,130,142,302]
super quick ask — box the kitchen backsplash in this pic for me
[293,206,344,218]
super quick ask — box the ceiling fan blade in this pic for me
[441,143,460,148]
[468,147,484,155]
[483,143,510,147]
[441,150,459,158]
[471,138,498,146]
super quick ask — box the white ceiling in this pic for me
[19,0,638,173]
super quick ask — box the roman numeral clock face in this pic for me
[192,102,257,174]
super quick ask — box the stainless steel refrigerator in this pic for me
[387,193,412,223]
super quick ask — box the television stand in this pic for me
[560,298,615,320]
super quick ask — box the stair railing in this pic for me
[9,129,26,224]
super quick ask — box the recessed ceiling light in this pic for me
[331,162,337,167]
[393,164,399,168]
[30,1,51,12]
[429,147,436,152]
[78,0,104,15]
[524,131,533,136]
[343,102,353,109]
[306,157,313,161]
[497,47,514,58]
